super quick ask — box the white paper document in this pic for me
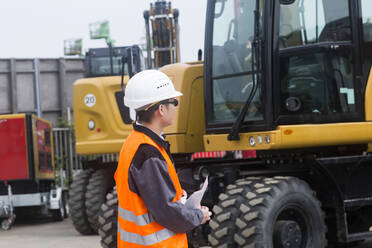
[185,177,208,209]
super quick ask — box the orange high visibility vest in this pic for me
[114,130,188,248]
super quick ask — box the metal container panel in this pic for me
[0,114,29,181]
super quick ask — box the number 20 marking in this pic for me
[84,94,96,107]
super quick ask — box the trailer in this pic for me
[0,114,68,230]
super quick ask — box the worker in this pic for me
[114,70,212,248]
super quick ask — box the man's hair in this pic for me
[136,107,157,123]
[136,103,170,124]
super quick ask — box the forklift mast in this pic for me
[144,1,180,68]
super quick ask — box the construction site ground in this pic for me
[0,215,371,248]
[0,217,99,248]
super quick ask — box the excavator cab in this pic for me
[201,1,372,247]
[204,0,372,135]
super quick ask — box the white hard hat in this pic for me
[124,70,182,120]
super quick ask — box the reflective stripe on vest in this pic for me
[118,222,176,246]
[119,206,155,226]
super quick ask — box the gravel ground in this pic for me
[0,215,371,248]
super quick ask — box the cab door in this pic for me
[204,0,269,133]
[273,0,364,125]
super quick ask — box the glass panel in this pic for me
[280,50,356,116]
[212,0,258,77]
[213,75,263,122]
[279,0,351,48]
[211,0,264,123]
[361,0,372,42]
[90,56,128,76]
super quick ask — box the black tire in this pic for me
[208,179,254,247]
[98,187,118,248]
[86,168,115,233]
[234,176,327,248]
[69,170,95,235]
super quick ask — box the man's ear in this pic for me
[158,105,166,117]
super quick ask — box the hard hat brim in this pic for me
[125,90,183,110]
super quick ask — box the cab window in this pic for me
[361,0,372,88]
[279,0,351,48]
[277,0,361,123]
[211,0,264,123]
[361,0,372,42]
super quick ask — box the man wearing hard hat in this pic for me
[114,70,212,248]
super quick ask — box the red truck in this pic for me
[0,114,68,230]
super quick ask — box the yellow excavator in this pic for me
[71,0,372,247]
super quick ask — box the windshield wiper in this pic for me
[228,0,262,141]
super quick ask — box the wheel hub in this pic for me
[274,220,302,248]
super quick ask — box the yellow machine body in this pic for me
[74,76,131,155]
[74,63,372,155]
[205,67,372,152]
[74,63,205,155]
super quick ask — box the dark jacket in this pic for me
[127,123,203,233]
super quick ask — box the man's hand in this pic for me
[181,190,187,204]
[200,206,212,224]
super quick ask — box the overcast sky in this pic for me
[0,0,207,62]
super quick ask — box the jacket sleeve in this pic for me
[129,156,203,233]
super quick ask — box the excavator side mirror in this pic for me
[198,49,203,61]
